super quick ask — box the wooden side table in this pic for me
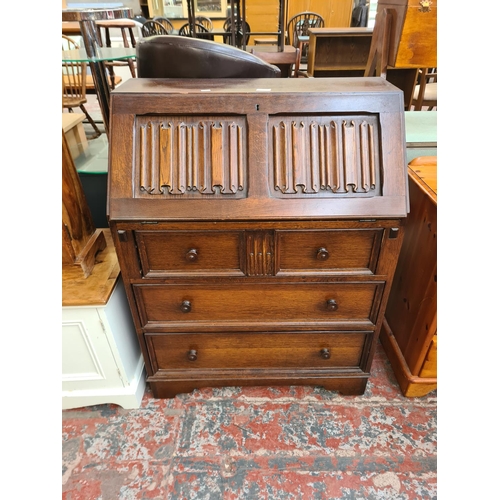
[250,45,299,77]
[380,156,437,397]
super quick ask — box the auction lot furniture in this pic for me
[380,156,437,397]
[107,77,409,398]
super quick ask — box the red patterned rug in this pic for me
[62,340,437,499]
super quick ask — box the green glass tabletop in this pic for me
[62,47,135,62]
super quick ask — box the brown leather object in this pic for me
[136,35,281,78]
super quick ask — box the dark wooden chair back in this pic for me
[286,12,324,48]
[222,17,251,47]
[141,20,170,37]
[152,16,175,33]
[195,16,213,31]
[178,22,214,40]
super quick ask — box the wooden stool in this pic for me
[62,113,88,160]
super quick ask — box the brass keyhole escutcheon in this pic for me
[419,0,432,12]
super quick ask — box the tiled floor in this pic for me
[62,341,437,500]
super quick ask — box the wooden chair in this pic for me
[222,17,251,47]
[97,19,138,89]
[141,20,170,37]
[195,16,213,32]
[286,12,325,46]
[62,35,101,139]
[411,67,437,111]
[152,16,175,33]
[178,22,214,40]
[286,12,324,62]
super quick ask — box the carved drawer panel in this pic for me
[276,229,383,275]
[135,230,244,277]
[146,331,368,371]
[133,282,384,328]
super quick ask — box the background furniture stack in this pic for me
[364,0,437,109]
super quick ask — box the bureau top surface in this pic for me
[110,77,400,96]
[108,77,408,222]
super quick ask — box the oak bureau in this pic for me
[107,77,409,398]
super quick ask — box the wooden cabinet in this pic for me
[375,0,437,69]
[107,77,408,398]
[307,27,374,77]
[62,251,147,410]
[380,156,437,397]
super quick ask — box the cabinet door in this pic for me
[62,307,124,392]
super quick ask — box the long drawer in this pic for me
[134,282,384,328]
[133,228,384,278]
[146,331,368,371]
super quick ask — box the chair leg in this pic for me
[79,104,102,139]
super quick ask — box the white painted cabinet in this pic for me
[62,278,146,410]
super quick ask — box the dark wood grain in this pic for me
[108,78,408,397]
[62,131,106,278]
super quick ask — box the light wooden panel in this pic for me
[287,0,354,27]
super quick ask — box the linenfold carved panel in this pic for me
[270,115,381,197]
[246,231,274,276]
[135,116,247,198]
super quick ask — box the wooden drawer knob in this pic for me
[320,348,331,359]
[185,249,198,262]
[326,299,338,311]
[316,247,329,260]
[180,300,192,313]
[187,349,198,361]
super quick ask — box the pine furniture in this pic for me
[107,77,409,398]
[62,112,88,161]
[380,155,437,397]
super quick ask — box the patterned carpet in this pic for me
[62,340,437,499]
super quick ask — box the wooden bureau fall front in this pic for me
[107,77,409,398]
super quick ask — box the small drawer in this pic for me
[135,230,244,277]
[276,229,383,275]
[146,331,368,371]
[134,282,383,327]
